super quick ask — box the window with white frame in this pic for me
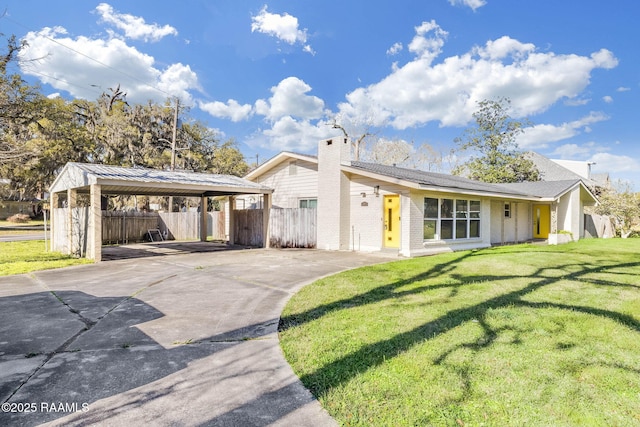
[299,198,317,208]
[424,197,480,240]
[504,202,512,218]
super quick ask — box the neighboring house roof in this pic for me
[525,151,601,189]
[50,162,273,197]
[526,152,584,181]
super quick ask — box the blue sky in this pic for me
[2,1,639,186]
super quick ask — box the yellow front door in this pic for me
[384,195,400,248]
[533,204,550,238]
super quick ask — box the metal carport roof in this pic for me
[50,162,273,197]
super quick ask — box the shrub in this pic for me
[7,213,31,223]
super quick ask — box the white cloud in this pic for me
[337,20,618,130]
[18,26,199,104]
[588,152,639,172]
[552,142,600,158]
[476,36,535,60]
[408,20,448,64]
[517,112,609,149]
[448,0,487,11]
[254,77,326,121]
[95,3,178,42]
[617,86,631,92]
[564,97,590,106]
[199,99,253,122]
[603,95,613,103]
[387,42,403,56]
[250,116,334,152]
[251,5,313,54]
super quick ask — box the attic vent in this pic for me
[326,139,333,145]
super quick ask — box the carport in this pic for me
[48,162,273,261]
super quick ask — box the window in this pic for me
[299,198,317,208]
[504,203,511,218]
[424,197,481,240]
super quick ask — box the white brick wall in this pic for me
[317,137,351,250]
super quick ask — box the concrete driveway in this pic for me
[0,246,390,426]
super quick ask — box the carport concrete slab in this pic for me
[0,248,393,426]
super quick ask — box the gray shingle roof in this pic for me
[348,161,592,200]
[349,161,533,197]
[525,152,582,181]
[495,179,581,198]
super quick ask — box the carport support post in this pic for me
[200,195,207,242]
[262,193,271,248]
[51,192,59,252]
[67,188,77,256]
[228,196,235,245]
[89,184,102,261]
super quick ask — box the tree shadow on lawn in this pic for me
[283,250,640,403]
[279,250,476,331]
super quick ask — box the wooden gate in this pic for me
[269,208,316,248]
[233,208,317,248]
[234,209,264,246]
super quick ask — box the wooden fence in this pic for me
[157,211,226,241]
[233,209,264,247]
[233,208,317,248]
[584,213,614,238]
[53,210,227,248]
[52,207,313,252]
[102,211,159,244]
[269,208,316,248]
[51,207,90,256]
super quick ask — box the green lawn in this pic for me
[279,239,640,426]
[0,240,93,276]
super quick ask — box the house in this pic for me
[525,152,610,195]
[243,137,598,257]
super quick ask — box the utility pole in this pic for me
[171,98,179,171]
[169,97,179,213]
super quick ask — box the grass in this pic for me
[0,240,93,276]
[0,219,44,227]
[0,219,45,236]
[279,239,640,426]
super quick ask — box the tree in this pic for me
[0,34,46,165]
[360,138,445,171]
[593,180,640,238]
[8,97,93,196]
[452,97,539,183]
[0,31,249,195]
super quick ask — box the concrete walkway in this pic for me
[0,247,390,426]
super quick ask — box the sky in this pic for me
[1,0,639,187]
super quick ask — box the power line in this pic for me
[2,13,175,100]
[18,66,105,98]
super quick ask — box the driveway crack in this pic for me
[3,273,178,403]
